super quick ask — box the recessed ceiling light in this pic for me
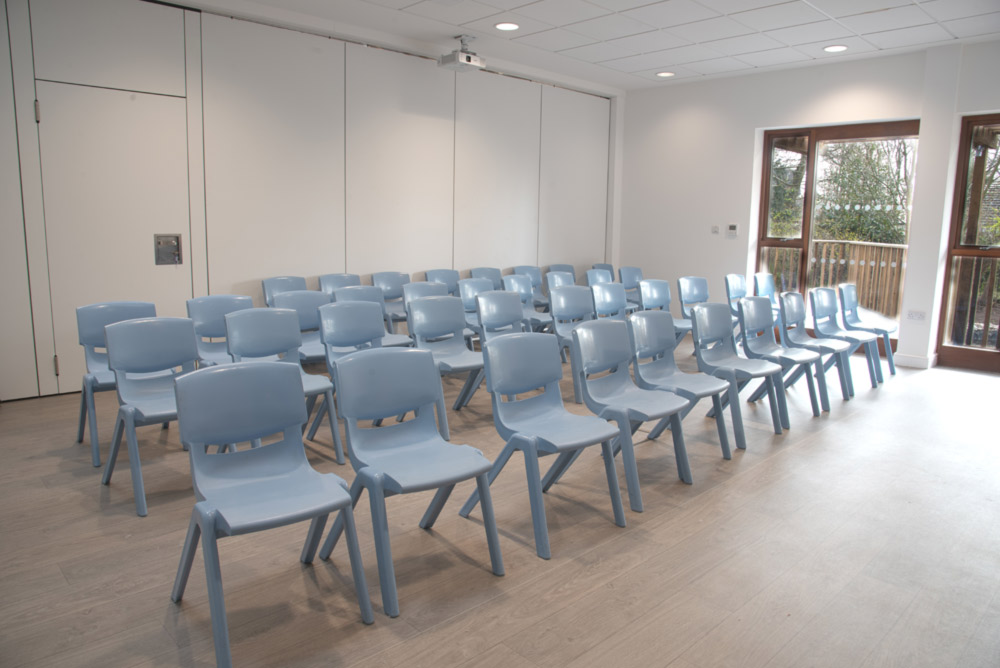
[495,22,519,31]
[656,71,675,78]
[824,44,848,53]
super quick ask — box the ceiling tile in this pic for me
[363,0,423,9]
[623,0,720,29]
[461,11,555,37]
[558,30,688,60]
[565,13,658,39]
[602,42,722,69]
[920,0,1000,22]
[731,2,828,31]
[513,27,597,49]
[702,31,785,54]
[793,34,878,57]
[943,11,1000,37]
[479,0,537,9]
[404,0,501,24]
[667,16,753,42]
[736,46,813,65]
[633,64,701,80]
[803,0,913,19]
[765,19,855,45]
[696,0,790,13]
[863,22,954,48]
[586,0,657,10]
[684,56,754,74]
[514,0,610,26]
[838,5,934,34]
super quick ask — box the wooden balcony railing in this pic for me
[807,239,907,317]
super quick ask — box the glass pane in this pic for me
[759,246,800,292]
[944,257,1000,350]
[958,124,1000,248]
[765,135,808,239]
[807,136,917,319]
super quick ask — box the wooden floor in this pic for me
[1,348,998,668]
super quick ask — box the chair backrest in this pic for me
[424,269,460,295]
[779,291,811,346]
[619,266,643,290]
[483,333,564,439]
[175,362,309,499]
[638,279,671,311]
[318,301,384,373]
[585,268,613,287]
[262,276,307,307]
[372,271,409,301]
[690,302,738,358]
[332,285,393,335]
[319,273,361,296]
[547,264,576,281]
[225,308,302,362]
[477,290,526,343]
[409,296,468,346]
[77,301,157,372]
[754,272,779,308]
[334,347,447,439]
[458,277,494,313]
[810,287,841,334]
[470,267,503,291]
[677,276,710,318]
[545,270,575,294]
[571,319,636,401]
[186,295,253,339]
[550,285,596,340]
[725,274,747,316]
[104,317,198,404]
[738,296,779,354]
[403,281,448,307]
[591,282,628,321]
[513,265,543,291]
[593,262,614,275]
[628,309,682,379]
[838,283,862,326]
[502,273,534,304]
[271,290,330,333]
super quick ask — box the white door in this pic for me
[36,80,191,392]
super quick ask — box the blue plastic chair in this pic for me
[409,296,484,413]
[101,317,199,516]
[545,270,575,295]
[318,347,504,618]
[679,276,739,330]
[372,271,409,333]
[76,301,157,467]
[591,282,630,321]
[403,281,448,309]
[458,277,494,338]
[840,283,897,375]
[332,285,412,348]
[547,264,576,282]
[725,274,748,326]
[513,265,548,310]
[262,275,306,307]
[811,287,882,388]
[738,296,825,421]
[593,262,615,276]
[690,303,785,452]
[186,295,253,367]
[585,268,613,287]
[424,268,460,296]
[172,362,373,668]
[754,272,784,334]
[503,273,552,331]
[619,266,643,305]
[458,333,624,559]
[271,290,331,364]
[555,319,692,513]
[319,273,361,296]
[628,310,732,459]
[780,291,853,401]
[225,308,342,464]
[476,290,528,343]
[638,279,691,343]
[549,285,596,404]
[470,266,504,291]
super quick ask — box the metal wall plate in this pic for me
[154,234,182,265]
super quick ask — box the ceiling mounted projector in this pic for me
[438,34,484,72]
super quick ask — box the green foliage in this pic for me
[767,149,806,239]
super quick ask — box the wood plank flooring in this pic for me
[1,348,997,667]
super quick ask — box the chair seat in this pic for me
[825,327,879,344]
[356,436,490,494]
[789,335,851,355]
[384,301,407,321]
[86,368,117,390]
[673,318,692,332]
[749,342,819,365]
[210,467,352,536]
[126,375,185,424]
[594,385,689,422]
[433,348,483,374]
[701,350,781,379]
[196,340,233,366]
[300,371,333,396]
[640,367,730,399]
[299,333,326,363]
[504,405,619,452]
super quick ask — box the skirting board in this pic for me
[894,352,936,369]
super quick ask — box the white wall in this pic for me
[620,42,1000,368]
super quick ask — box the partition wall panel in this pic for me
[538,85,610,280]
[202,14,346,301]
[345,43,455,278]
[454,70,541,272]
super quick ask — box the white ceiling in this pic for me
[190,0,1000,93]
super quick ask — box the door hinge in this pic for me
[53,354,59,376]
[34,99,40,123]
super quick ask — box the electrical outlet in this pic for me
[906,310,926,321]
[711,225,720,235]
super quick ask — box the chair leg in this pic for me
[171,509,202,603]
[459,440,516,517]
[883,331,896,375]
[568,349,583,404]
[83,379,102,467]
[723,375,747,450]
[300,514,328,564]
[319,476,364,560]
[519,442,552,559]
[475,473,505,577]
[196,506,233,668]
[305,394,327,440]
[338,504,375,624]
[363,472,400,617]
[765,376,782,435]
[802,362,820,417]
[773,373,790,431]
[613,414,644,513]
[540,448,580,491]
[308,391,344,464]
[669,414,692,484]
[123,415,149,517]
[814,359,831,412]
[419,484,454,529]
[77,384,88,444]
[870,341,884,385]
[710,393,732,460]
[102,412,125,484]
[843,351,857,397]
[452,369,481,411]
[599,441,626,528]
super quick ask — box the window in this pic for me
[757,121,920,322]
